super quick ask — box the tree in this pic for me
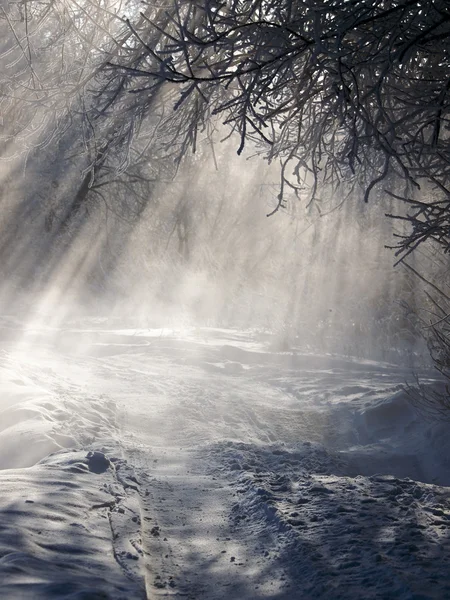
[116,0,450,257]
[0,0,179,300]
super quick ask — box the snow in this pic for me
[0,450,145,599]
[0,327,449,598]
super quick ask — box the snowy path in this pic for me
[1,328,450,598]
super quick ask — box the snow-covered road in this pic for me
[1,327,449,599]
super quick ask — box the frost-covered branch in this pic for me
[117,0,450,260]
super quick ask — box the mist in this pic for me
[0,0,440,367]
[0,125,429,366]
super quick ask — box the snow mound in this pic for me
[340,389,450,486]
[207,441,450,599]
[0,449,145,599]
[358,390,417,438]
[0,353,119,470]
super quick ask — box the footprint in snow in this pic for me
[87,451,111,474]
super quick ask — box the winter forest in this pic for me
[1,1,450,598]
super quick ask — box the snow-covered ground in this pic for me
[1,326,449,599]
